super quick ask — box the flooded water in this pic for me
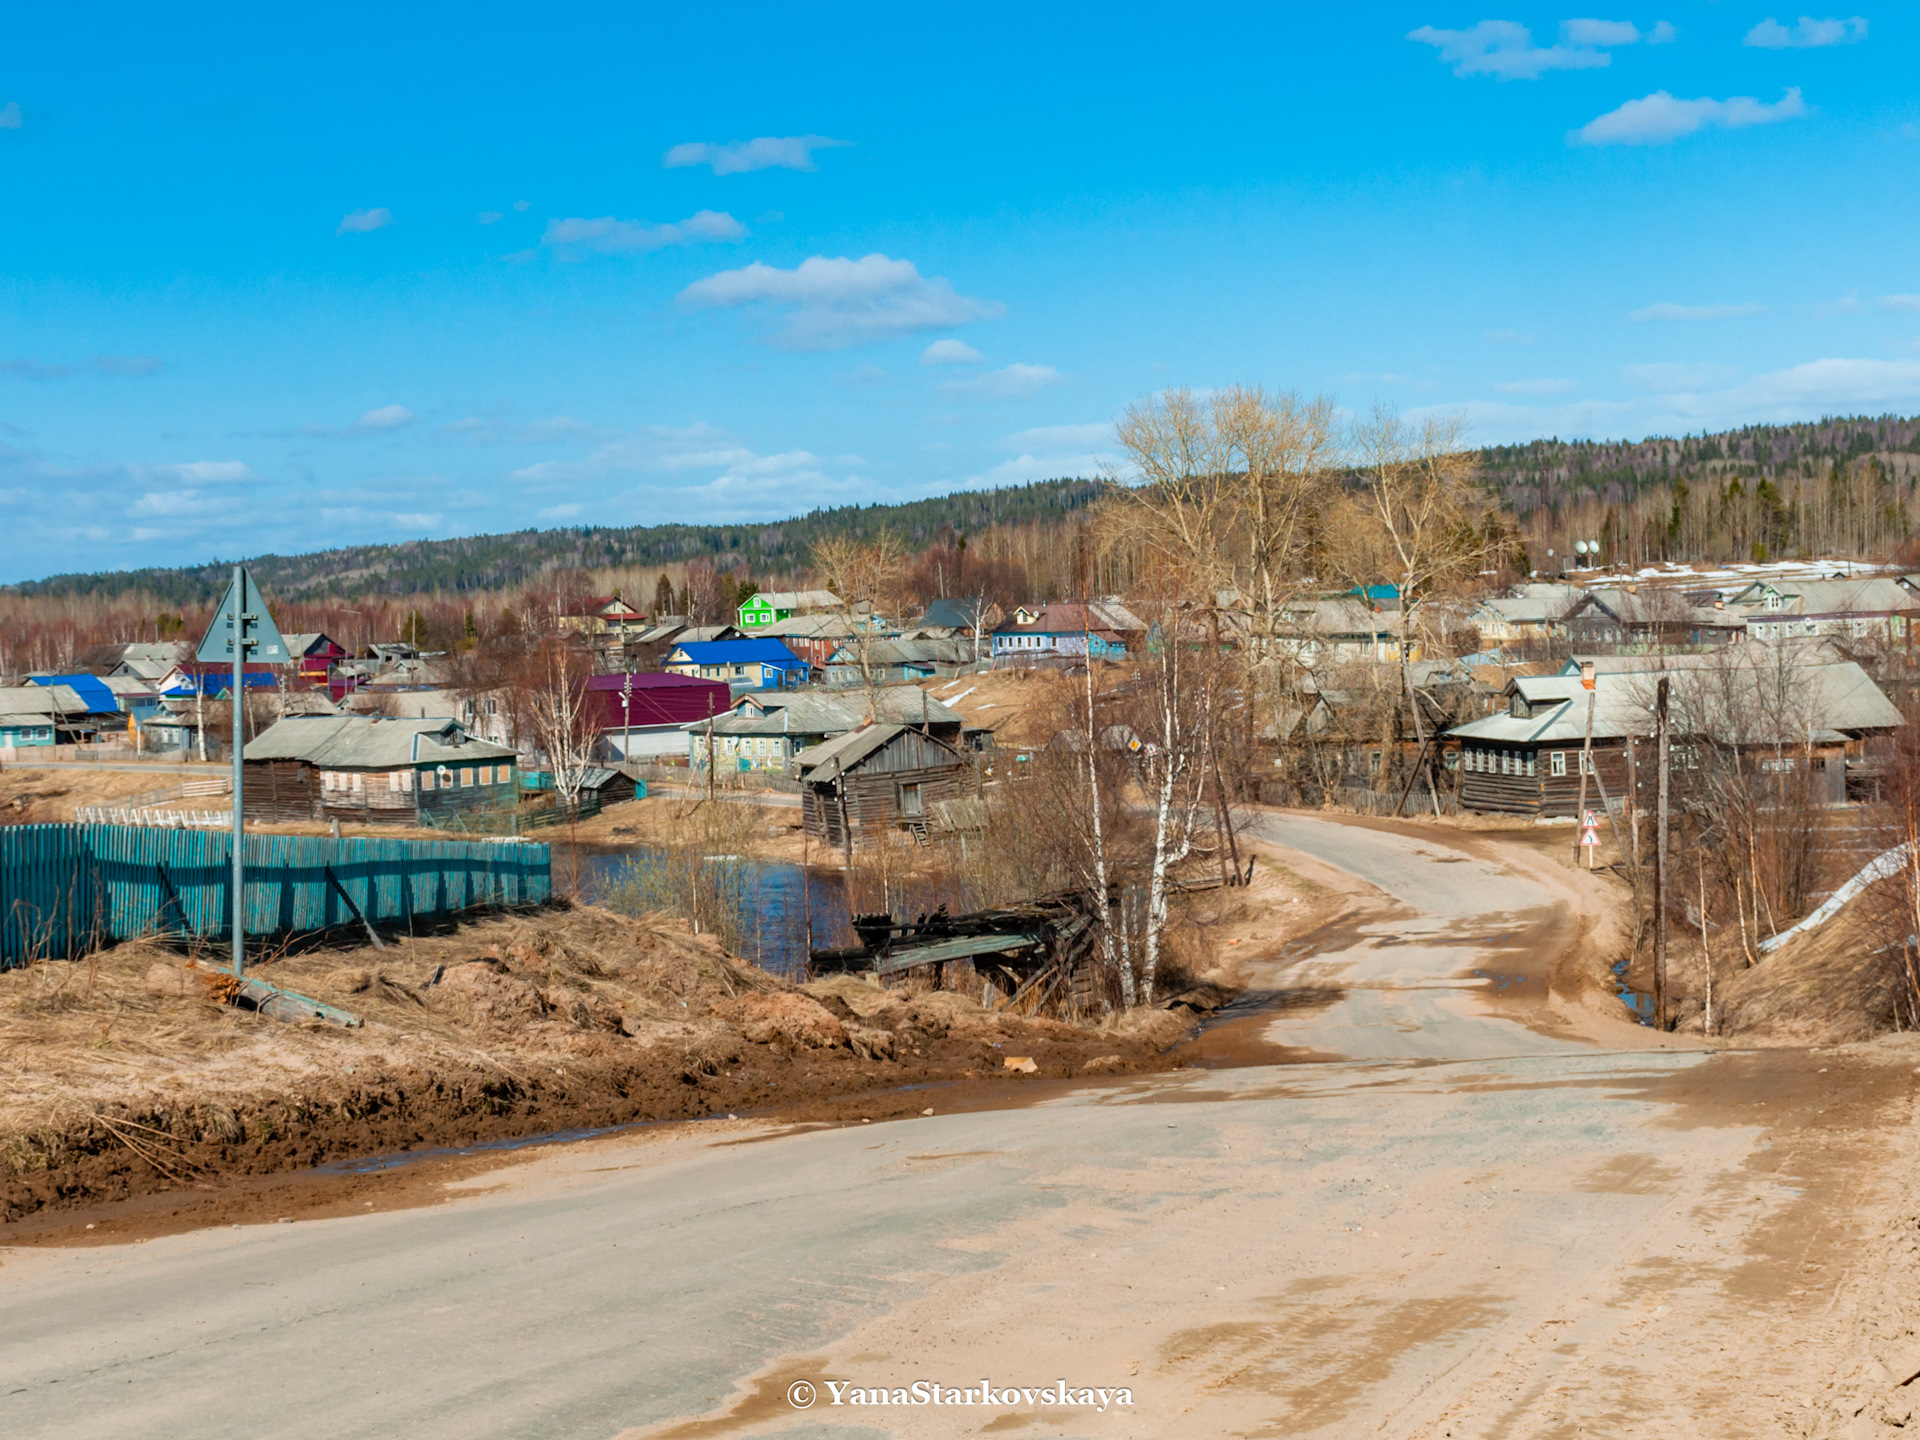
[566,849,855,978]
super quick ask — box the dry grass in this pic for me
[0,905,779,1165]
[0,764,219,824]
[1711,900,1915,1044]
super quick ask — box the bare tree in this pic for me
[1120,593,1218,1003]
[1333,404,1490,806]
[812,532,908,714]
[525,633,597,810]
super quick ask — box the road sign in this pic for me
[1583,809,1598,829]
[195,569,290,665]
[1579,826,1600,848]
[195,565,287,982]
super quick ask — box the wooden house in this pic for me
[795,723,971,846]
[1449,659,1903,816]
[243,714,521,827]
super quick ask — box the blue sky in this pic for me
[1,3,1915,581]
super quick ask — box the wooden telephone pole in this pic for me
[1654,676,1671,1030]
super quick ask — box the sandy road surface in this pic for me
[4,814,1917,1439]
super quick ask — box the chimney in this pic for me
[1579,659,1596,691]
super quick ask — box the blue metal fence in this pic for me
[1,824,551,966]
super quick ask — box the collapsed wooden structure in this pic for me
[808,891,1102,1013]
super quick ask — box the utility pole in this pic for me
[1572,659,1596,867]
[230,566,244,975]
[1655,675,1671,1030]
[621,667,633,765]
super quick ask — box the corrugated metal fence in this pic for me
[1,824,551,966]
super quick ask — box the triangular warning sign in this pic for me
[195,568,290,665]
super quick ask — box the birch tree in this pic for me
[525,633,597,809]
[1124,597,1216,1004]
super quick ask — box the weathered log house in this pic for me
[1450,661,1903,816]
[1449,675,1635,816]
[243,714,521,827]
[794,723,971,846]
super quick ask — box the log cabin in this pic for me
[795,723,971,847]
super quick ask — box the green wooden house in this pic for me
[737,589,842,632]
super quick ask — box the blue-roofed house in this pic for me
[32,673,164,726]
[661,638,811,690]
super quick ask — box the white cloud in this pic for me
[1006,422,1114,449]
[390,512,442,530]
[88,355,162,376]
[1648,20,1676,43]
[356,404,415,431]
[149,460,255,484]
[837,364,891,390]
[662,135,853,175]
[1572,88,1806,146]
[1496,378,1575,394]
[1563,19,1640,46]
[130,489,236,518]
[510,423,756,486]
[942,363,1065,399]
[1745,15,1867,48]
[679,254,1002,350]
[1407,19,1637,79]
[446,414,595,445]
[1622,361,1737,390]
[336,207,393,235]
[0,359,72,380]
[1418,356,1920,445]
[921,339,983,366]
[512,200,530,212]
[1629,301,1767,321]
[1876,294,1920,313]
[536,503,584,521]
[477,210,504,225]
[541,210,745,257]
[0,102,20,130]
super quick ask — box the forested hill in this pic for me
[9,478,1107,605]
[17,413,1920,604]
[1479,413,1920,516]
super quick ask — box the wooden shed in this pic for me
[795,723,971,846]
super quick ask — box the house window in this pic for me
[899,782,924,816]
[1525,753,1536,777]
[1550,751,1567,777]
[388,771,403,792]
[1765,594,1782,610]
[419,770,436,791]
[1580,751,1594,775]
[400,770,414,792]
[497,764,512,785]
[351,772,365,793]
[480,766,494,785]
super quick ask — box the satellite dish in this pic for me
[1574,541,1587,555]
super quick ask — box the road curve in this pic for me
[0,815,1889,1440]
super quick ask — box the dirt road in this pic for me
[4,813,1917,1439]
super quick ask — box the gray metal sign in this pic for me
[195,569,290,666]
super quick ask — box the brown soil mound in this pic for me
[0,904,1180,1228]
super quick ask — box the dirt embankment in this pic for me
[0,905,1188,1236]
